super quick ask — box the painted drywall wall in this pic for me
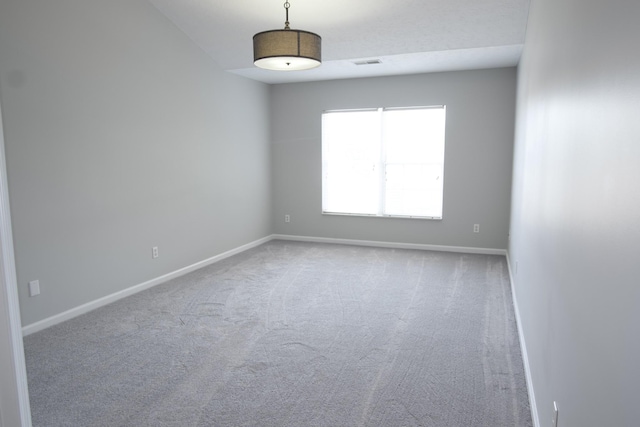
[271,69,516,249]
[0,0,272,327]
[509,0,640,425]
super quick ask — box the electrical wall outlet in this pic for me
[152,246,159,259]
[284,214,290,223]
[29,280,40,297]
[473,224,480,233]
[552,401,559,427]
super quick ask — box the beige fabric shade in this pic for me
[253,29,321,71]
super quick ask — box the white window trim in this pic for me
[321,106,446,220]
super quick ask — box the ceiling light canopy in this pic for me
[253,1,321,71]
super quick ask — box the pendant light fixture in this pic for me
[253,1,321,71]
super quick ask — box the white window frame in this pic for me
[322,105,446,220]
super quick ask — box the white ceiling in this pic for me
[147,0,530,84]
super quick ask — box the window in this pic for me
[322,106,446,219]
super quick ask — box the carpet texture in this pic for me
[24,241,532,426]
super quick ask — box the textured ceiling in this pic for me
[147,0,530,84]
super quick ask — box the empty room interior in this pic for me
[0,0,638,426]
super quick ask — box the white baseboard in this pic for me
[506,252,540,427]
[22,234,507,337]
[272,234,507,256]
[22,236,273,336]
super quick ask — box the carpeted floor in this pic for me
[23,241,532,426]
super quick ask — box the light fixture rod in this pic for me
[284,1,290,29]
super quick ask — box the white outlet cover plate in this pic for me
[29,280,40,296]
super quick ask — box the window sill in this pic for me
[322,212,443,221]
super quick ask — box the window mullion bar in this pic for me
[378,108,386,216]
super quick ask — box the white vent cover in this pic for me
[353,59,382,66]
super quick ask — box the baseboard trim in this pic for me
[272,234,507,256]
[22,234,507,336]
[22,235,272,336]
[506,252,540,427]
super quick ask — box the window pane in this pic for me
[384,108,446,163]
[385,164,443,217]
[322,111,380,215]
[382,108,445,217]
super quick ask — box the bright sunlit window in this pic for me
[322,106,446,219]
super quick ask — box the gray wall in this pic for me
[0,0,272,327]
[509,0,640,425]
[271,69,516,249]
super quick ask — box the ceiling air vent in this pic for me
[353,59,382,66]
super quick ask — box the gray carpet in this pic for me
[24,241,532,426]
